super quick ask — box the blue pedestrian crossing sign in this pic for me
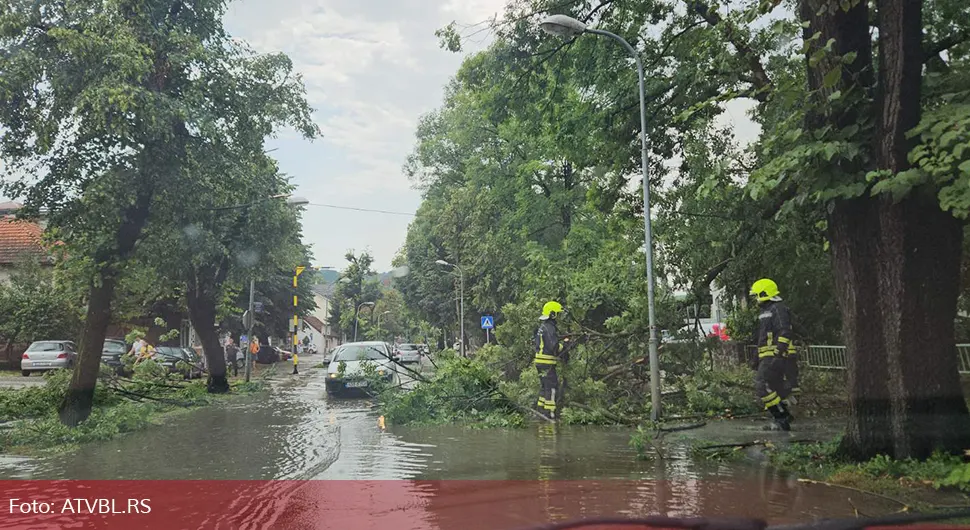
[481,316,495,330]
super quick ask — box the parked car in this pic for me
[255,345,279,364]
[101,338,128,374]
[181,348,205,379]
[394,343,422,364]
[152,346,202,379]
[325,342,399,396]
[21,340,77,376]
[274,346,292,362]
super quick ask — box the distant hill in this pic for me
[316,269,340,284]
[308,268,395,287]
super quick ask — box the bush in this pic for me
[380,354,524,426]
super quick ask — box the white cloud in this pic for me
[224,0,505,269]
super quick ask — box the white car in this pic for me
[325,342,400,395]
[394,343,422,364]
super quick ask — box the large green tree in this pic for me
[327,252,382,341]
[0,0,318,424]
[419,0,970,458]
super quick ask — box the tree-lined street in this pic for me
[1,0,970,524]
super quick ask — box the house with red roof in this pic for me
[0,202,52,284]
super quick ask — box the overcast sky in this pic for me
[224,0,508,272]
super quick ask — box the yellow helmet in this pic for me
[541,301,563,320]
[750,278,780,303]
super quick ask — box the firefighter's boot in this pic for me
[765,403,792,431]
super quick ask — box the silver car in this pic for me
[21,340,77,376]
[325,342,400,395]
[394,343,422,364]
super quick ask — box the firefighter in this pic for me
[750,278,795,431]
[534,301,566,420]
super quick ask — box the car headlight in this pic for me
[329,373,338,378]
[377,369,386,376]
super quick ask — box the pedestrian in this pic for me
[225,338,240,377]
[533,300,566,421]
[749,278,796,431]
[249,337,260,367]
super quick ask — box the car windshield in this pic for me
[333,345,388,362]
[27,342,65,352]
[398,344,418,351]
[154,347,184,359]
[103,341,126,354]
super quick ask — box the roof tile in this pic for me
[0,217,46,265]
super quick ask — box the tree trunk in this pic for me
[58,182,155,427]
[872,0,970,458]
[58,272,116,426]
[187,275,229,394]
[879,195,970,458]
[829,198,894,458]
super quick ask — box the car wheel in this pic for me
[21,370,29,377]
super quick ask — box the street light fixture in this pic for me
[539,14,661,421]
[538,14,587,37]
[285,196,310,207]
[435,260,465,358]
[354,302,375,342]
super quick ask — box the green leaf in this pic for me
[841,51,858,64]
[828,90,842,101]
[823,66,842,89]
[824,144,838,161]
[939,130,959,147]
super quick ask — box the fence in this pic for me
[747,344,970,374]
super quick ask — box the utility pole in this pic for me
[245,277,255,382]
[292,265,306,374]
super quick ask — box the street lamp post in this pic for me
[435,260,464,358]
[354,302,375,342]
[539,14,661,421]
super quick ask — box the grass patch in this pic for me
[766,437,970,508]
[0,365,265,455]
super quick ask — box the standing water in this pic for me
[0,366,915,528]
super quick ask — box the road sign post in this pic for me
[292,266,306,375]
[481,316,494,344]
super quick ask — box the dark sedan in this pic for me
[101,339,127,374]
[153,346,203,379]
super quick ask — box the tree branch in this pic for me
[582,0,616,23]
[687,0,772,102]
[923,30,970,63]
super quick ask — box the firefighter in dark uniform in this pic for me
[750,278,795,431]
[534,301,565,420]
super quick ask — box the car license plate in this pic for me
[34,362,50,367]
[345,380,368,388]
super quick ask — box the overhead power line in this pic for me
[306,202,417,217]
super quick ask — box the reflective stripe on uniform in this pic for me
[777,336,791,344]
[762,391,781,409]
[758,345,777,358]
[534,353,558,365]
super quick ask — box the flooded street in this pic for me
[0,365,911,527]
